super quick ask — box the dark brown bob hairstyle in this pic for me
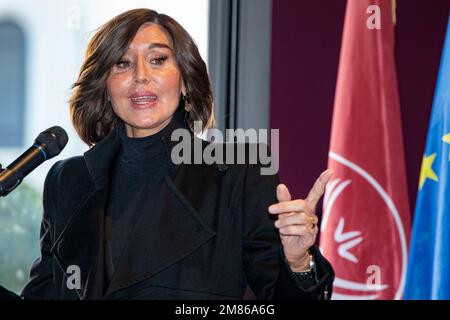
[70,8,214,146]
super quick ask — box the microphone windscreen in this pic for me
[35,126,69,158]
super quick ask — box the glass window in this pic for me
[0,21,25,147]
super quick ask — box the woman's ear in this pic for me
[181,79,187,97]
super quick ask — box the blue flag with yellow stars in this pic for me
[404,14,450,299]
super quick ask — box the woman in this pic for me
[19,8,334,299]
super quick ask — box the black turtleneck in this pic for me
[104,114,179,279]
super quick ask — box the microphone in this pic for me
[0,126,68,197]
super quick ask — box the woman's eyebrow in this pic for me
[148,43,173,51]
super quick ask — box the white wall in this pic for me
[0,0,209,191]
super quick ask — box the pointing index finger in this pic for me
[305,169,334,212]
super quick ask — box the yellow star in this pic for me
[443,133,450,160]
[419,153,438,190]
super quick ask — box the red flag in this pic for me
[320,0,411,300]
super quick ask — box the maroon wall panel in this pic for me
[270,0,450,215]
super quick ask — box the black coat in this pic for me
[18,118,334,300]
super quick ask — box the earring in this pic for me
[182,93,191,112]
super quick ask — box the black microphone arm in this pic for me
[0,126,68,197]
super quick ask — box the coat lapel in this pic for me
[103,123,221,296]
[104,170,217,297]
[50,127,120,299]
[50,187,107,299]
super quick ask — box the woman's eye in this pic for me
[115,60,131,69]
[151,56,168,66]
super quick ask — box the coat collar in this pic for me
[51,110,218,299]
[84,107,188,190]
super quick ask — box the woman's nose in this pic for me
[134,57,150,84]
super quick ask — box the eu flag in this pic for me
[404,14,450,299]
